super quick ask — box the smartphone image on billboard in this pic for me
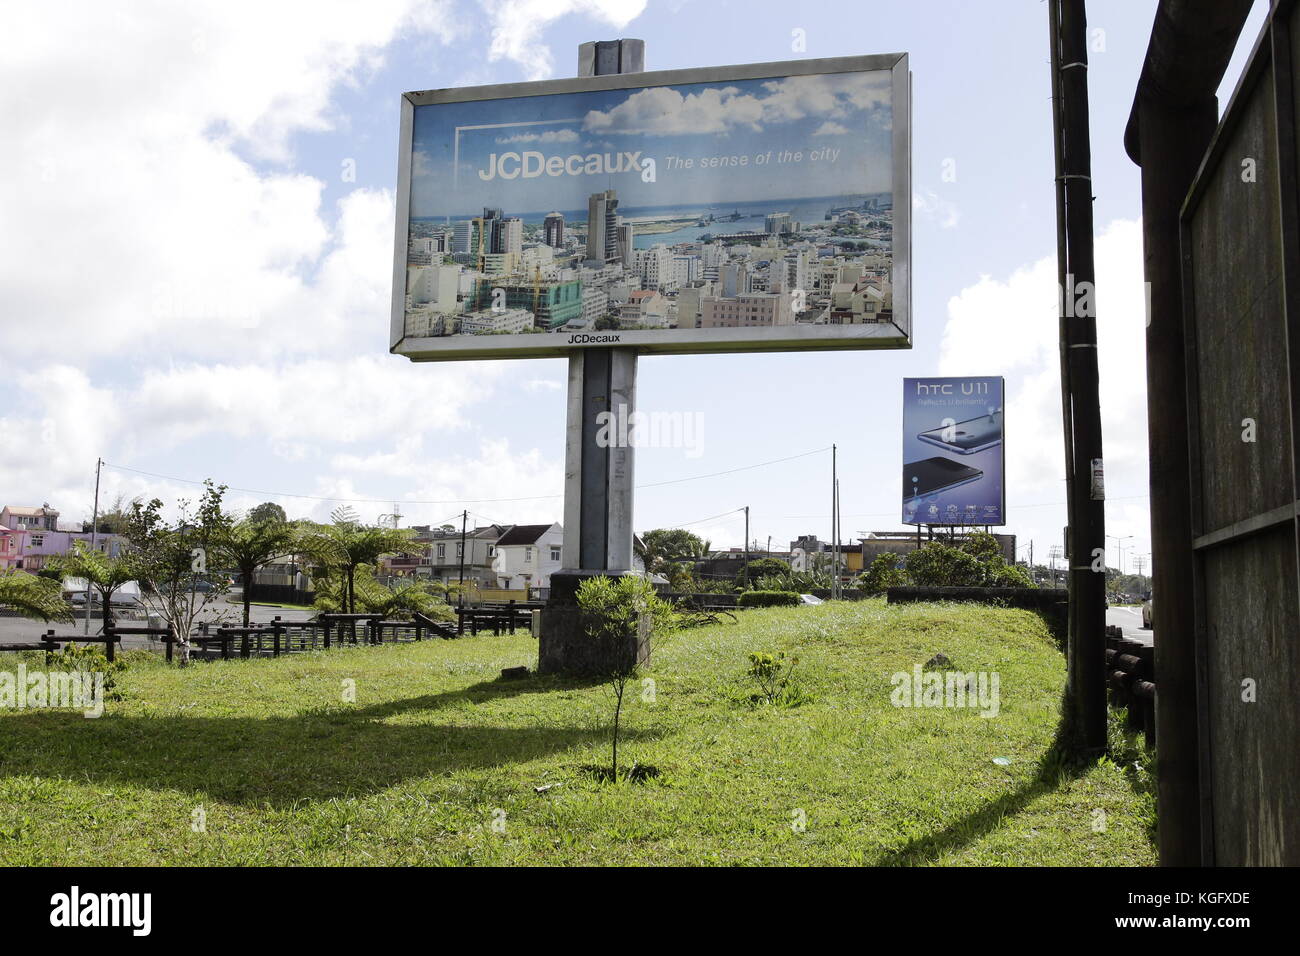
[903,457,984,498]
[916,409,1003,455]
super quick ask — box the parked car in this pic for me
[1141,594,1154,629]
[799,594,824,605]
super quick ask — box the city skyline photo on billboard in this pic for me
[391,54,910,360]
[902,377,1006,527]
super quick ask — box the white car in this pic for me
[800,594,824,606]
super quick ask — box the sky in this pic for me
[0,0,1271,577]
[410,69,892,215]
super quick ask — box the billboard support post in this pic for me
[540,40,644,674]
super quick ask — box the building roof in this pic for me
[495,523,557,547]
[4,505,56,516]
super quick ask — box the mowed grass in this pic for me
[0,600,1156,866]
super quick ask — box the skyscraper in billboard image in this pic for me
[391,55,910,360]
[901,377,1006,526]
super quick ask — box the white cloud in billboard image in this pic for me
[394,57,910,359]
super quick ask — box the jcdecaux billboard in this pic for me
[901,377,1006,526]
[391,54,910,360]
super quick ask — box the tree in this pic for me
[312,565,451,620]
[216,516,302,627]
[126,480,234,662]
[901,533,1036,589]
[0,570,73,622]
[48,541,138,631]
[635,529,708,578]
[576,575,677,781]
[734,557,790,589]
[299,511,415,614]
[860,552,907,595]
[247,501,288,525]
[84,493,141,534]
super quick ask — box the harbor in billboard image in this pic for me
[392,56,910,359]
[901,377,1006,526]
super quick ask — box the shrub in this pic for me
[737,590,801,608]
[748,651,809,704]
[860,552,908,594]
[47,641,127,701]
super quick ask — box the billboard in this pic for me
[901,377,1005,526]
[391,54,910,361]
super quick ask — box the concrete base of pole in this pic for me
[538,604,650,676]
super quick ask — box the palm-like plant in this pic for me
[48,542,138,631]
[298,514,415,615]
[313,565,450,620]
[215,516,304,626]
[0,570,74,623]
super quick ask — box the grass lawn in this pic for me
[0,600,1156,866]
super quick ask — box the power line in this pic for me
[663,507,746,530]
[99,446,832,509]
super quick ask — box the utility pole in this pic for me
[85,456,102,635]
[743,506,750,588]
[1050,0,1107,754]
[457,509,467,607]
[831,444,839,600]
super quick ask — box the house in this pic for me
[394,524,504,587]
[0,504,60,532]
[492,523,564,590]
[0,501,126,571]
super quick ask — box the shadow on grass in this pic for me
[0,675,632,807]
[876,694,1100,866]
[355,672,607,721]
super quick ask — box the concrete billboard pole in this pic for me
[539,39,645,674]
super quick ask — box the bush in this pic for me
[860,552,908,594]
[734,557,791,588]
[737,590,801,608]
[904,543,986,587]
[47,641,127,701]
[743,651,811,707]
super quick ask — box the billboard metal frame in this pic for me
[390,53,911,361]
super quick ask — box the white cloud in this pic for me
[0,1,461,365]
[495,128,581,144]
[583,72,890,137]
[939,218,1151,562]
[813,121,849,136]
[482,0,649,80]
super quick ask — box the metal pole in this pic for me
[743,506,750,588]
[457,510,467,606]
[1054,0,1107,754]
[85,456,102,635]
[831,444,838,599]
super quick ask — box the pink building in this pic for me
[0,504,125,571]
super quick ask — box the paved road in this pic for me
[1107,605,1153,647]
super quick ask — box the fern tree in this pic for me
[299,510,415,614]
[216,515,303,627]
[0,570,74,623]
[48,541,137,630]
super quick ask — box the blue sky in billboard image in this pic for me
[409,71,892,216]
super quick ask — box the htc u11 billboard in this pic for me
[391,54,911,361]
[902,377,1005,526]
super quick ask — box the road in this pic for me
[1106,605,1153,646]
